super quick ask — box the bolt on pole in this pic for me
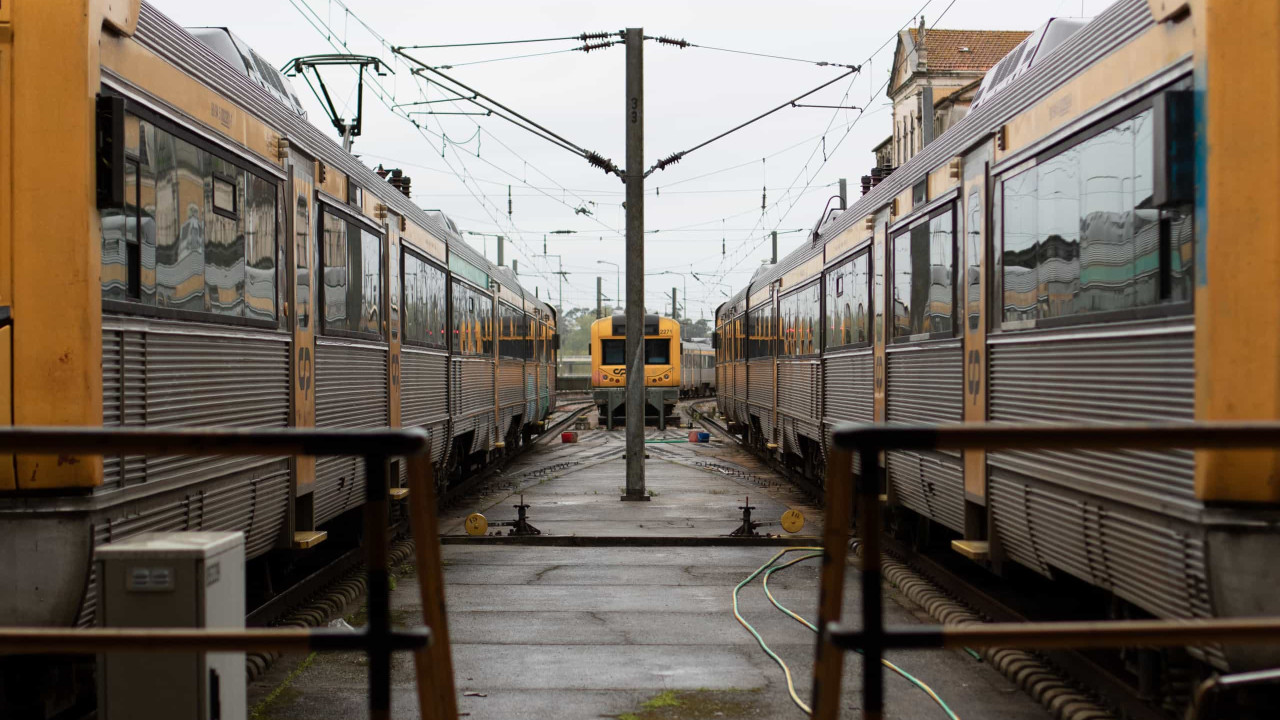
[622,27,647,501]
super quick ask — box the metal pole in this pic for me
[558,257,564,315]
[623,27,647,501]
[597,276,603,319]
[771,231,778,264]
[838,178,847,209]
[497,236,504,266]
[672,286,678,320]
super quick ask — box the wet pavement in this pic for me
[249,410,1050,719]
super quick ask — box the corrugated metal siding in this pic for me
[886,341,963,425]
[401,348,448,428]
[525,364,537,422]
[987,325,1196,513]
[887,450,965,533]
[822,351,874,425]
[777,360,821,424]
[452,358,493,417]
[314,339,389,525]
[498,360,524,407]
[989,475,1214,639]
[75,465,290,626]
[101,320,290,489]
[747,357,774,409]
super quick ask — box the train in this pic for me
[679,337,715,398]
[715,0,1280,686]
[0,0,558,700]
[590,313,681,427]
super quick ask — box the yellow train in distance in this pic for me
[590,313,680,428]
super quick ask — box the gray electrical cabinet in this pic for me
[97,532,246,720]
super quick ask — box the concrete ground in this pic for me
[249,418,1049,719]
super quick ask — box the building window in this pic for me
[998,108,1192,326]
[892,207,955,340]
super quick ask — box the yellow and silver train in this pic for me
[679,337,715,398]
[590,313,681,428]
[716,0,1280,690]
[0,1,558,708]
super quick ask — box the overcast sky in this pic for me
[153,0,1116,320]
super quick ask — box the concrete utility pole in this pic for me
[771,231,778,264]
[597,276,604,319]
[622,27,647,501]
[497,236,505,266]
[838,178,848,209]
[672,287,678,320]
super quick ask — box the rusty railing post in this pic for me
[811,446,854,719]
[407,453,459,720]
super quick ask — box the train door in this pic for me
[285,147,317,534]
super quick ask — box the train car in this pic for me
[556,355,592,393]
[679,337,715,397]
[0,1,557,709]
[590,313,680,427]
[715,0,1280,686]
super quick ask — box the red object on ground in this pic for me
[688,431,702,443]
[561,432,578,443]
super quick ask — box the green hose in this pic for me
[734,549,962,718]
[760,553,962,720]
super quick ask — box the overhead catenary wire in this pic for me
[430,41,621,70]
[399,32,614,50]
[645,66,860,176]
[653,35,859,70]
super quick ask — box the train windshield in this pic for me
[645,339,670,365]
[601,339,625,365]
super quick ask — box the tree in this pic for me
[559,306,613,356]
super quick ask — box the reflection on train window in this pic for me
[825,252,870,349]
[779,281,820,357]
[450,281,492,355]
[498,302,531,359]
[747,302,775,358]
[321,209,382,336]
[998,108,1192,326]
[645,338,671,365]
[100,111,278,322]
[402,250,447,349]
[892,208,955,340]
[601,339,625,366]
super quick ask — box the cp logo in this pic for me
[966,349,981,397]
[298,346,313,394]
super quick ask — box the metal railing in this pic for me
[811,422,1280,720]
[0,427,458,720]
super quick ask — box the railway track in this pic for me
[243,401,596,674]
[686,399,1174,720]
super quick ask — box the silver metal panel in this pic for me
[401,347,448,428]
[886,341,963,426]
[987,324,1196,515]
[887,450,965,533]
[314,339,389,525]
[451,357,493,418]
[989,475,1216,660]
[777,359,821,424]
[746,358,774,410]
[498,359,524,408]
[101,319,290,490]
[822,351,874,425]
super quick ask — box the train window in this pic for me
[498,302,524,359]
[779,282,820,356]
[321,209,383,337]
[997,108,1191,327]
[825,252,870,349]
[747,303,775,358]
[892,208,955,340]
[104,113,278,323]
[450,281,492,355]
[645,338,671,365]
[402,251,447,349]
[601,339,625,365]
